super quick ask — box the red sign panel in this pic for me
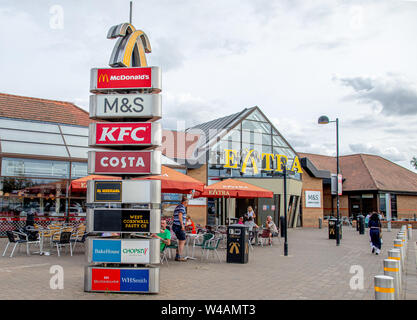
[96,68,152,89]
[91,268,120,291]
[93,151,152,174]
[94,123,152,145]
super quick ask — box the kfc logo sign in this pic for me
[89,122,161,147]
[88,150,161,175]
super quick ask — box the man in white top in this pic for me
[265,215,279,236]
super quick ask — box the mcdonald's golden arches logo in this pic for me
[107,23,152,68]
[98,74,109,83]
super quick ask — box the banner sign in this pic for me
[89,94,161,120]
[88,150,161,175]
[305,190,322,208]
[89,122,161,148]
[86,208,161,233]
[338,174,343,196]
[87,179,161,204]
[84,266,159,293]
[94,181,122,202]
[90,67,161,93]
[87,238,160,264]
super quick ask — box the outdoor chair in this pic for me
[201,237,222,262]
[258,229,272,247]
[194,233,214,257]
[71,231,88,252]
[247,231,255,251]
[160,245,169,265]
[2,230,39,257]
[52,231,73,256]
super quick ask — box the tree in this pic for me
[411,157,417,170]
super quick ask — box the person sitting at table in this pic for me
[185,215,197,234]
[152,219,171,252]
[238,216,244,225]
[244,216,259,232]
[265,215,279,241]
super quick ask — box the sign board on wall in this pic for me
[89,122,161,148]
[84,266,159,293]
[86,208,161,233]
[89,94,162,120]
[187,197,207,206]
[90,67,161,93]
[88,150,161,175]
[305,190,322,208]
[87,180,161,204]
[87,238,160,264]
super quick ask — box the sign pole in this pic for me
[283,161,288,256]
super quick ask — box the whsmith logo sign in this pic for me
[220,149,303,174]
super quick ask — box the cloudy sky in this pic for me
[1,0,417,170]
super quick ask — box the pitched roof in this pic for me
[299,152,417,193]
[0,92,90,126]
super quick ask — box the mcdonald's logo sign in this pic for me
[107,23,151,68]
[98,74,109,83]
[90,67,161,93]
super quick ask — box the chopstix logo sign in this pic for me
[96,68,152,89]
[121,240,150,263]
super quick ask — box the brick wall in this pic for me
[397,195,417,219]
[323,191,349,217]
[301,173,324,228]
[187,164,207,226]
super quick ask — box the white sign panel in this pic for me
[89,93,162,120]
[188,197,207,206]
[121,240,150,264]
[305,190,322,208]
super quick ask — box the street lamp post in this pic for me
[283,163,288,256]
[318,116,341,246]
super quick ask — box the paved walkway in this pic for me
[0,226,415,300]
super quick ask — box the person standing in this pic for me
[172,195,188,261]
[369,212,382,255]
[247,206,256,220]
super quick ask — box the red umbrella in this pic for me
[198,178,273,198]
[133,166,204,194]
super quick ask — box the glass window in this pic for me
[222,129,240,142]
[242,120,271,134]
[0,129,65,145]
[0,118,60,133]
[1,158,69,178]
[60,125,89,136]
[67,147,89,159]
[246,110,268,122]
[63,135,88,146]
[1,141,69,157]
[272,135,287,147]
[71,162,88,178]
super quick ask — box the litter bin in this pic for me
[357,215,365,235]
[328,218,338,239]
[226,224,249,264]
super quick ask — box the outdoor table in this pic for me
[184,233,199,260]
[28,228,54,255]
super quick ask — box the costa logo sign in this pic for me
[89,122,161,148]
[90,67,161,93]
[88,150,161,175]
[89,94,161,120]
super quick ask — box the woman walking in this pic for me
[369,212,382,255]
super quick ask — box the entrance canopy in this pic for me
[133,166,205,194]
[198,178,273,198]
[70,174,121,192]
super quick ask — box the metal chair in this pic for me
[201,237,222,262]
[194,233,214,257]
[53,231,73,256]
[258,229,272,247]
[2,230,39,257]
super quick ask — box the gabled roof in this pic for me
[0,92,91,126]
[299,152,417,193]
